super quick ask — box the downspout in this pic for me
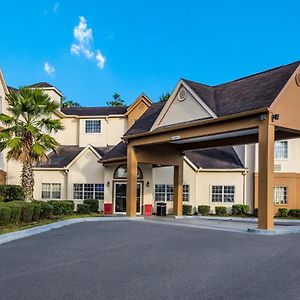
[105,117,109,146]
[63,168,69,199]
[242,171,247,205]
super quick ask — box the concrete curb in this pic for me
[0,216,144,245]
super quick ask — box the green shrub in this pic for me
[198,205,210,216]
[278,208,288,218]
[83,200,99,212]
[6,202,22,224]
[288,209,300,218]
[21,203,35,222]
[215,206,227,216]
[231,204,250,216]
[0,185,24,202]
[253,208,258,217]
[183,205,192,215]
[48,200,74,215]
[33,201,53,219]
[0,206,12,225]
[77,203,91,214]
[32,204,41,222]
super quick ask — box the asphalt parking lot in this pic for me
[0,220,299,300]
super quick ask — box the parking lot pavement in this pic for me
[0,220,300,300]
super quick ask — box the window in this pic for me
[73,183,104,200]
[274,186,288,205]
[183,185,190,202]
[275,141,288,159]
[211,185,235,203]
[85,120,101,133]
[42,183,61,199]
[154,184,189,202]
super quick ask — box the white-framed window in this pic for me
[85,120,101,133]
[275,141,288,160]
[154,184,189,202]
[211,185,235,203]
[73,183,104,200]
[42,183,61,199]
[274,186,288,205]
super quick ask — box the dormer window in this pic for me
[85,120,101,133]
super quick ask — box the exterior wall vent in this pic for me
[274,164,281,172]
[177,88,187,101]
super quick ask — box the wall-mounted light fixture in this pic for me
[107,181,110,187]
[272,113,280,122]
[146,181,150,187]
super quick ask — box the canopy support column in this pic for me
[173,158,183,216]
[258,114,274,230]
[126,145,137,217]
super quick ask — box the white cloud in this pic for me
[96,51,105,69]
[44,62,55,75]
[70,16,106,69]
[53,2,59,13]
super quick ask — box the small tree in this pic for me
[159,92,171,102]
[61,97,80,108]
[106,93,125,106]
[0,88,64,201]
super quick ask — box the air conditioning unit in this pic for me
[274,164,281,172]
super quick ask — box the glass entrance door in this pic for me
[114,182,142,213]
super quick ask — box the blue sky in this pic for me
[0,0,299,106]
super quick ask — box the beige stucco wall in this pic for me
[158,87,211,127]
[78,117,126,147]
[42,90,62,106]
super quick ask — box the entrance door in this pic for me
[114,182,142,214]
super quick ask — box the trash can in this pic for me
[157,202,167,216]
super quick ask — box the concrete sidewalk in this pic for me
[142,215,300,235]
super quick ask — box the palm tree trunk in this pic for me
[21,161,34,202]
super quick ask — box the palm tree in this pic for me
[0,88,64,201]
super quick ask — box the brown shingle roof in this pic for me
[61,106,128,116]
[183,61,300,117]
[36,145,112,168]
[27,82,54,88]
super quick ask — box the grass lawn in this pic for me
[0,213,103,235]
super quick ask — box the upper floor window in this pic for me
[114,165,143,179]
[85,120,101,133]
[275,141,288,160]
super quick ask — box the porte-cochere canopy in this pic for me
[120,61,300,230]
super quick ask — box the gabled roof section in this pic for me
[61,106,128,116]
[125,101,167,136]
[183,61,300,117]
[27,82,54,88]
[185,146,244,169]
[35,145,112,168]
[125,93,152,115]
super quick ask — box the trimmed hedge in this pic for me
[83,200,99,212]
[32,204,41,222]
[183,205,192,216]
[288,209,300,218]
[0,185,24,202]
[34,201,53,219]
[6,202,22,224]
[0,206,12,225]
[77,203,91,214]
[198,205,210,216]
[231,204,249,216]
[215,206,227,216]
[278,208,288,218]
[21,203,35,222]
[48,200,74,215]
